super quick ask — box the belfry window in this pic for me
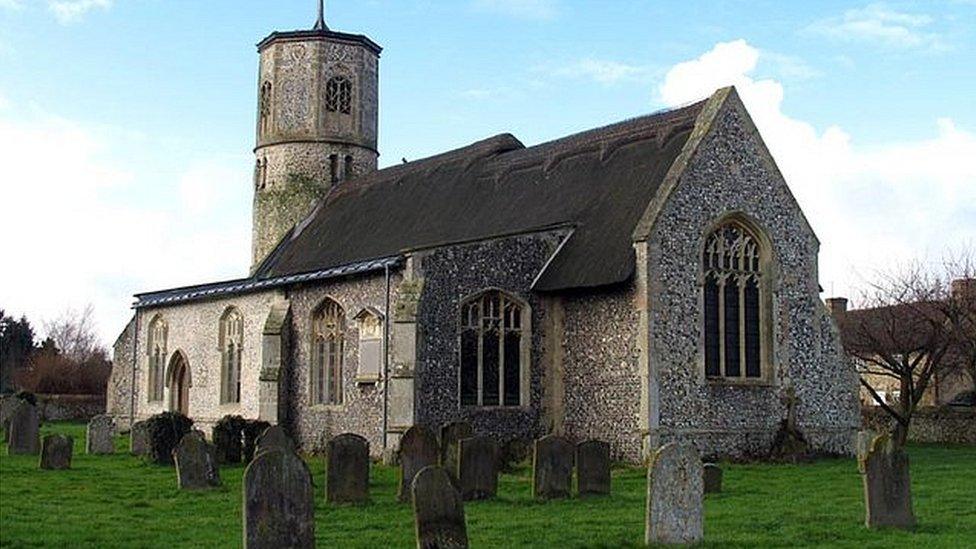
[460,291,528,407]
[146,316,167,402]
[259,81,272,135]
[325,76,352,114]
[219,307,243,404]
[702,220,765,380]
[311,298,345,406]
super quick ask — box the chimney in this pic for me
[826,297,848,318]
[951,278,975,301]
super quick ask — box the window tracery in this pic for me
[460,291,527,407]
[312,298,345,405]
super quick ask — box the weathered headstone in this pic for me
[856,429,878,473]
[86,414,116,455]
[243,448,315,549]
[645,443,704,545]
[254,425,295,457]
[532,434,574,500]
[398,425,440,503]
[130,420,150,456]
[440,420,474,477]
[862,433,916,530]
[39,434,73,470]
[325,433,370,504]
[7,401,40,455]
[412,465,468,549]
[703,463,723,494]
[576,439,611,497]
[457,436,498,501]
[174,431,221,490]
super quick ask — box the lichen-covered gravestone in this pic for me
[243,448,315,549]
[7,401,40,455]
[856,429,878,473]
[254,425,295,457]
[412,465,468,549]
[174,431,221,490]
[645,443,704,545]
[457,436,498,501]
[130,420,150,456]
[532,434,574,500]
[39,434,73,470]
[86,414,116,455]
[703,463,723,494]
[576,439,611,497]
[326,433,369,504]
[440,420,474,477]
[861,433,916,530]
[398,425,440,503]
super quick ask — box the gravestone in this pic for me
[861,433,916,530]
[457,436,498,501]
[325,433,370,504]
[1,394,20,442]
[703,463,723,494]
[243,449,315,549]
[532,434,574,500]
[412,465,468,549]
[7,401,40,455]
[212,415,247,464]
[254,425,295,457]
[130,420,150,456]
[39,434,73,470]
[174,431,221,490]
[86,414,116,455]
[856,429,878,473]
[576,439,611,497]
[440,420,474,477]
[398,425,440,503]
[645,443,704,545]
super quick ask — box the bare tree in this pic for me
[44,304,104,364]
[840,253,975,447]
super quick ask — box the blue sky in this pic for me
[1,0,974,344]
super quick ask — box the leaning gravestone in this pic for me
[457,436,498,501]
[174,431,221,490]
[856,429,878,473]
[326,433,370,504]
[398,425,440,503]
[576,439,611,497]
[7,401,40,455]
[130,420,150,456]
[440,420,474,477]
[861,433,916,530]
[533,434,574,500]
[703,463,723,494]
[254,425,295,457]
[645,443,704,545]
[86,414,116,455]
[243,448,315,549]
[412,465,469,549]
[39,434,73,470]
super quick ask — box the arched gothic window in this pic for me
[460,291,528,407]
[312,298,345,405]
[219,308,243,404]
[259,81,272,135]
[325,76,352,114]
[702,220,766,380]
[146,316,167,402]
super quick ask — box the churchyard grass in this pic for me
[1,422,974,548]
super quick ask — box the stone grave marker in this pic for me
[412,465,468,549]
[439,420,473,477]
[856,429,878,473]
[130,420,150,456]
[174,430,221,490]
[39,434,73,470]
[576,439,611,497]
[457,436,498,501]
[325,433,370,504]
[862,433,916,530]
[532,434,574,500]
[254,425,295,457]
[645,443,704,545]
[86,414,116,455]
[398,425,439,503]
[703,463,723,494]
[1,394,20,442]
[243,448,315,549]
[7,401,40,455]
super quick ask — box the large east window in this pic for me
[312,298,345,405]
[460,291,528,407]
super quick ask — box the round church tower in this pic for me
[251,4,382,271]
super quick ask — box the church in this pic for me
[106,8,860,462]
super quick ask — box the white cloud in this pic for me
[471,0,557,20]
[48,0,112,24]
[658,39,976,299]
[545,58,652,84]
[0,0,24,10]
[808,3,946,50]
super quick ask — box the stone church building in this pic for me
[107,11,859,462]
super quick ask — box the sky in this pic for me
[0,0,974,346]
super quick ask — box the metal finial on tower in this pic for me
[313,0,328,31]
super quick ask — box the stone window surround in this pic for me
[697,212,777,386]
[310,296,346,408]
[218,306,244,405]
[146,314,167,403]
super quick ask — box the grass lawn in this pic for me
[1,422,974,548]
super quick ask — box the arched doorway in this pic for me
[167,352,191,416]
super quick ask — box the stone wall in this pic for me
[862,407,976,445]
[107,315,136,426]
[35,394,106,421]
